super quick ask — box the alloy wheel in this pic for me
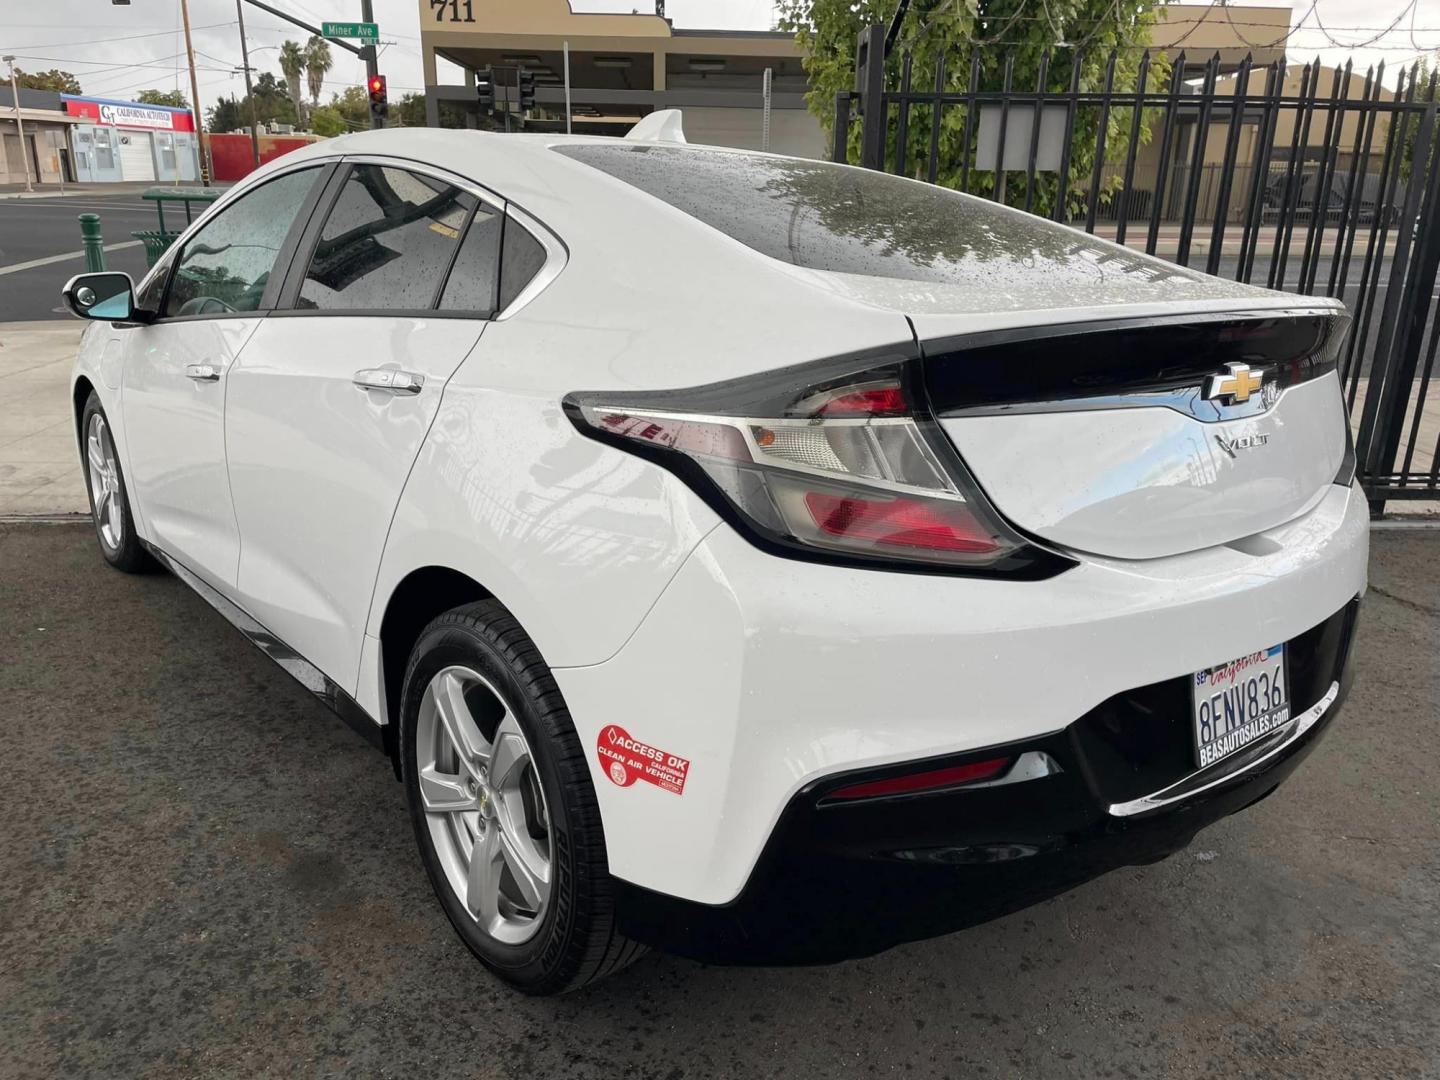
[86,412,124,552]
[416,665,553,945]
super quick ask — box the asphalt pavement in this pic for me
[0,193,159,322]
[1,521,1436,1079]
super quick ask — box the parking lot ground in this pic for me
[1,522,1436,1079]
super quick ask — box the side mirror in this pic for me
[61,272,139,322]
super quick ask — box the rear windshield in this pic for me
[554,143,1200,287]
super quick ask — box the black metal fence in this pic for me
[833,25,1440,510]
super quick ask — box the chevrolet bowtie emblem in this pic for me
[1203,361,1265,404]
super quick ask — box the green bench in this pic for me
[132,187,224,267]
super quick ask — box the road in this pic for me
[2,521,1436,1079]
[0,194,160,322]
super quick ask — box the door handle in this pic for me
[185,363,221,382]
[353,368,424,395]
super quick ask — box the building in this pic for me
[61,94,202,183]
[419,0,823,156]
[0,86,80,185]
[417,1,1293,156]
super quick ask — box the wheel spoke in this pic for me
[418,765,477,814]
[105,488,122,538]
[498,820,549,912]
[87,435,106,477]
[466,824,504,923]
[432,671,489,770]
[489,715,528,789]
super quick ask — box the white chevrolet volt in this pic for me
[63,122,1367,994]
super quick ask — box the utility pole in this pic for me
[236,0,261,166]
[361,0,381,129]
[2,56,31,193]
[178,0,210,185]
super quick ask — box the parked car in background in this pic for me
[63,121,1367,994]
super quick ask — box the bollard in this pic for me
[79,213,105,273]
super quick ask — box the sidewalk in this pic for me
[0,180,204,199]
[0,321,87,516]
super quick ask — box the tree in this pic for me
[394,92,427,127]
[776,0,1168,216]
[279,40,307,124]
[136,88,189,107]
[250,72,299,127]
[308,105,347,137]
[330,85,369,131]
[208,94,244,133]
[304,36,333,110]
[14,68,81,94]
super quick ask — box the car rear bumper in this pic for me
[610,597,1359,964]
[552,480,1370,911]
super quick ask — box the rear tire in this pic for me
[398,599,645,994]
[79,392,152,574]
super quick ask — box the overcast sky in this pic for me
[3,0,1438,116]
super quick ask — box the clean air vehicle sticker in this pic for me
[597,725,689,795]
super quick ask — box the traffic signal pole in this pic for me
[239,1,378,127]
[361,0,381,129]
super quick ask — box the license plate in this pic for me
[1192,645,1290,769]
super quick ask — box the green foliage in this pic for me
[330,85,370,131]
[279,40,307,122]
[1400,54,1439,184]
[394,92,428,127]
[14,68,81,94]
[304,36,333,108]
[206,73,299,133]
[775,0,1169,217]
[135,89,189,108]
[207,95,243,133]
[308,105,347,138]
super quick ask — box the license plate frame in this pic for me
[1191,645,1291,770]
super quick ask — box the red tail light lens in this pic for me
[565,359,1052,575]
[804,492,1000,554]
[825,757,1012,802]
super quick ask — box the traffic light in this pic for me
[368,74,388,120]
[475,69,495,111]
[518,69,535,111]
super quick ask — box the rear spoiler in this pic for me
[625,109,686,144]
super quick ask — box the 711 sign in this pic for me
[429,0,475,22]
[321,21,379,41]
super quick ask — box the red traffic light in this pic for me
[368,75,386,94]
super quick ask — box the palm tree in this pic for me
[304,36,333,112]
[279,40,306,124]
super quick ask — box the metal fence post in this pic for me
[78,214,105,273]
[856,24,887,171]
[832,91,852,164]
[1360,103,1440,513]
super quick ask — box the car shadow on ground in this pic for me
[2,523,1435,1080]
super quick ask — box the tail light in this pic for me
[822,757,1012,803]
[564,355,1067,577]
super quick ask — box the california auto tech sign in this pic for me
[63,97,196,132]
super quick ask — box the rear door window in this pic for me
[438,202,504,315]
[297,164,476,311]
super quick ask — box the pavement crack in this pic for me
[1366,582,1439,617]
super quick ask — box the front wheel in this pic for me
[80,392,152,573]
[398,600,645,994]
